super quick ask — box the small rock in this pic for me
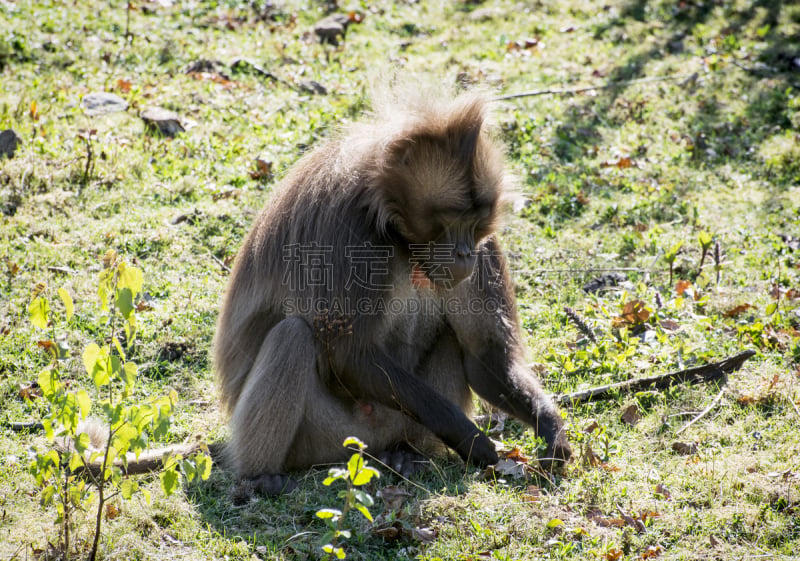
[140,107,185,137]
[0,129,21,159]
[81,92,129,116]
[299,80,327,95]
[314,13,351,45]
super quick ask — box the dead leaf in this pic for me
[18,382,42,401]
[785,288,800,299]
[106,503,119,519]
[601,157,635,169]
[604,549,624,561]
[31,281,47,299]
[654,483,672,499]
[671,442,698,455]
[709,535,719,547]
[584,420,600,433]
[250,156,273,180]
[770,284,782,299]
[640,545,662,559]
[583,443,602,467]
[659,319,680,331]
[621,404,641,426]
[116,79,132,93]
[723,303,753,318]
[412,527,437,543]
[613,299,651,327]
[522,485,542,503]
[378,486,411,512]
[504,447,529,463]
[675,280,692,295]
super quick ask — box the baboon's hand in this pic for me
[457,430,499,467]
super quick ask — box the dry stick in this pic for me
[495,72,699,101]
[556,349,756,407]
[61,441,225,478]
[676,386,726,435]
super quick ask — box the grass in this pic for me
[1,0,799,559]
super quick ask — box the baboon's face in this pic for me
[384,134,500,289]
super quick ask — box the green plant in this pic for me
[664,241,683,287]
[697,231,713,276]
[316,437,381,560]
[28,251,212,561]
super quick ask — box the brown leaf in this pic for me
[601,157,635,169]
[621,404,641,426]
[18,382,42,401]
[723,303,753,318]
[770,284,782,299]
[411,527,437,544]
[785,288,800,299]
[640,545,662,559]
[584,420,600,433]
[250,156,273,180]
[601,463,621,472]
[671,442,698,455]
[116,79,132,93]
[378,486,411,512]
[659,319,681,331]
[613,300,650,327]
[504,447,529,463]
[31,281,47,299]
[522,485,542,503]
[709,535,719,547]
[675,280,692,295]
[654,483,672,499]
[106,503,119,520]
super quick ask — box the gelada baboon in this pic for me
[214,86,571,494]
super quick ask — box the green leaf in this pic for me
[322,545,346,559]
[121,362,137,388]
[353,489,374,507]
[38,369,59,400]
[116,287,135,320]
[160,468,180,496]
[75,389,91,420]
[352,466,379,486]
[68,452,84,472]
[182,459,197,483]
[698,231,712,248]
[547,518,565,528]
[74,432,91,455]
[342,436,365,449]
[57,287,74,321]
[316,508,342,521]
[195,453,213,480]
[766,302,778,316]
[347,453,364,481]
[118,264,143,298]
[121,479,138,500]
[29,297,50,329]
[354,503,374,523]
[83,344,110,387]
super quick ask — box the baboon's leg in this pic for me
[229,317,316,480]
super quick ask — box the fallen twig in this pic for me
[676,386,726,435]
[556,349,756,407]
[495,72,699,101]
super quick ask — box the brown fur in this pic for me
[214,88,571,491]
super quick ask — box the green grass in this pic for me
[1,0,799,559]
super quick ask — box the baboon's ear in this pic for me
[447,99,485,164]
